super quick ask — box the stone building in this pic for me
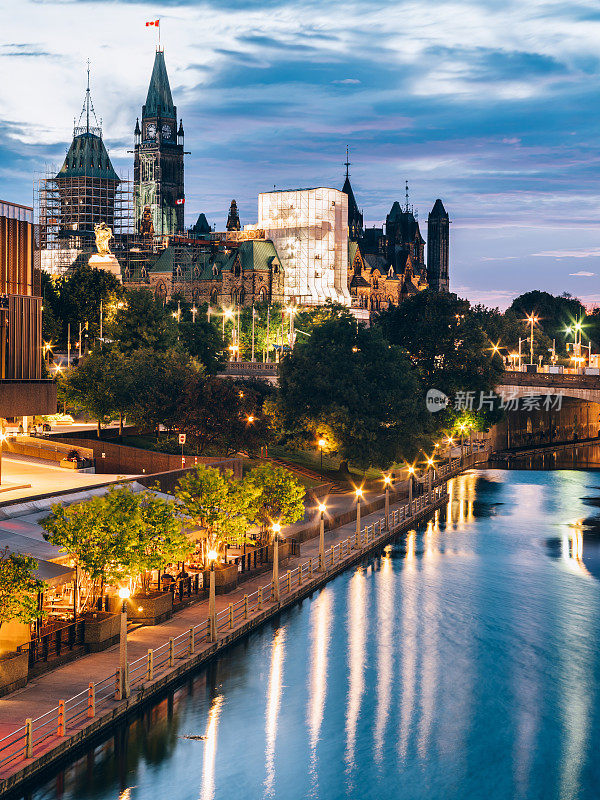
[124,237,285,307]
[427,199,450,292]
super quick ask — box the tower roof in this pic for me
[429,198,448,218]
[55,132,120,182]
[143,50,176,119]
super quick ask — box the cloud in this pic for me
[2,0,600,306]
[534,248,600,258]
[569,270,595,276]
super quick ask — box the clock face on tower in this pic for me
[161,124,172,139]
[146,123,156,139]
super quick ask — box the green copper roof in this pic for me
[143,50,176,119]
[55,132,119,182]
[222,240,280,273]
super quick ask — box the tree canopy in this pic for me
[0,548,46,626]
[108,289,179,353]
[276,316,425,468]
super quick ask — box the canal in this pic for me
[20,469,600,800]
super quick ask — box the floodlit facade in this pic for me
[257,188,351,306]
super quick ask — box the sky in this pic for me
[1,0,600,309]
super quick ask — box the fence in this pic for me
[0,467,476,779]
[21,619,86,669]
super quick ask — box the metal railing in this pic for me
[20,620,86,668]
[0,477,462,779]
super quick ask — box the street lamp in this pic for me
[407,465,415,514]
[207,549,218,642]
[354,488,363,548]
[246,415,255,424]
[426,457,435,500]
[318,504,326,570]
[272,522,282,602]
[222,307,233,336]
[318,438,327,472]
[118,586,131,699]
[383,474,392,529]
[525,313,539,366]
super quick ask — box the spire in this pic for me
[143,50,176,119]
[405,180,409,213]
[344,144,350,180]
[74,60,101,136]
[429,198,448,219]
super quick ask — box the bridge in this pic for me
[497,370,600,404]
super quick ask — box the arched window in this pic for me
[210,288,218,305]
[233,257,242,277]
[231,288,238,304]
[259,286,267,302]
[239,287,246,305]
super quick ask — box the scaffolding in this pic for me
[36,169,133,276]
[257,187,350,306]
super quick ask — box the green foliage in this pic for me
[277,316,425,469]
[63,347,133,435]
[175,465,257,566]
[174,375,273,456]
[375,291,504,434]
[109,289,178,353]
[179,319,225,375]
[41,485,191,600]
[243,463,305,537]
[0,548,46,626]
[115,488,193,595]
[508,291,587,358]
[56,263,124,343]
[126,348,203,434]
[41,494,129,604]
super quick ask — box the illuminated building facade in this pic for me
[257,188,351,306]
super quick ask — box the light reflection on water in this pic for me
[21,470,600,800]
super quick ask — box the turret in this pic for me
[177,120,184,146]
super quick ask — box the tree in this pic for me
[41,493,131,607]
[56,263,124,344]
[243,463,305,541]
[126,348,202,435]
[175,375,273,456]
[179,319,226,375]
[63,347,133,436]
[109,289,178,353]
[374,291,504,434]
[277,316,425,469]
[508,291,587,358]
[175,465,257,567]
[0,548,45,627]
[109,487,193,596]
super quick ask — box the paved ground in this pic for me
[0,456,126,503]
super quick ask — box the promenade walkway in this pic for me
[0,450,489,793]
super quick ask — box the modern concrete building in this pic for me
[0,199,57,482]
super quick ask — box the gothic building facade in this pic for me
[341,166,450,311]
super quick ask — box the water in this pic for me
[20,470,600,800]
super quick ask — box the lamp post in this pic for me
[207,549,218,642]
[318,503,326,570]
[118,586,131,700]
[272,522,282,602]
[383,474,392,529]
[318,438,326,473]
[354,488,363,548]
[191,305,198,323]
[426,457,434,502]
[251,306,256,362]
[526,313,539,366]
[407,466,415,515]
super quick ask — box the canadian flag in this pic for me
[146,19,159,27]
[176,198,185,205]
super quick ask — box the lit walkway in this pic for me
[0,486,413,737]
